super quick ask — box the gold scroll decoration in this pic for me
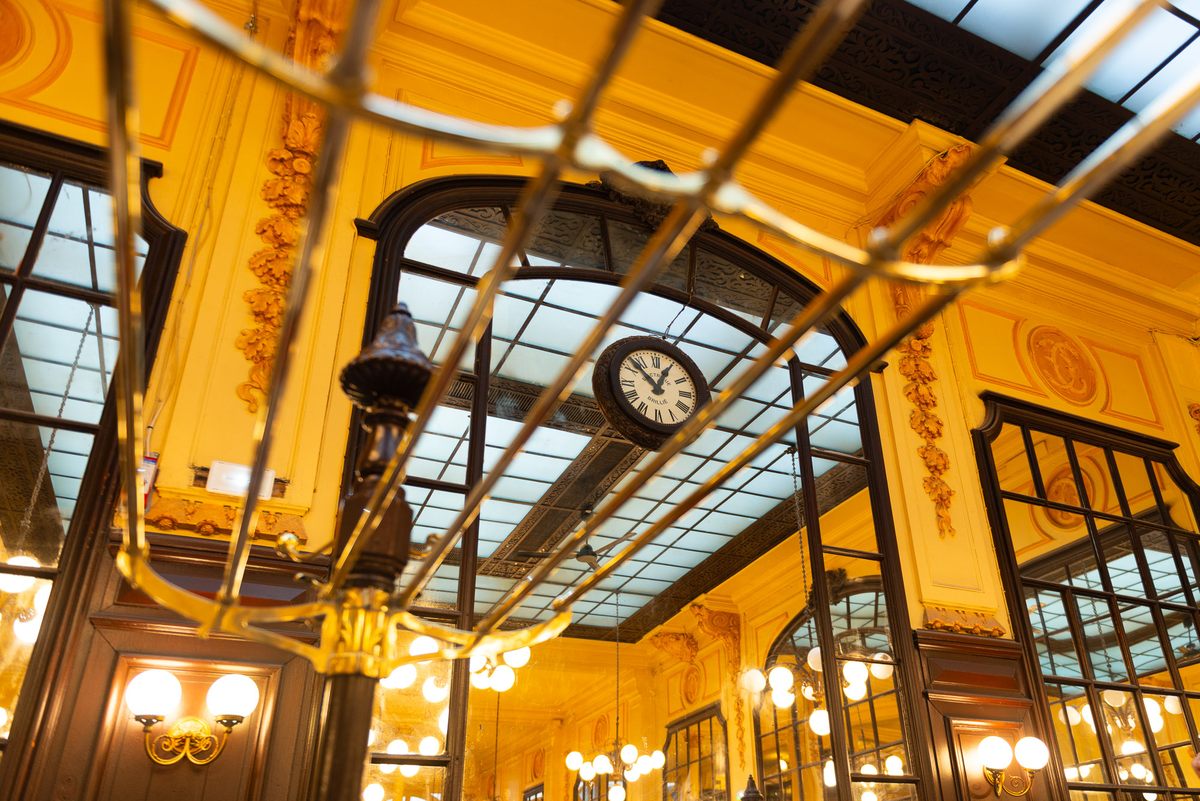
[689,603,745,764]
[875,144,976,539]
[647,631,700,664]
[1027,325,1098,405]
[237,0,349,410]
[922,605,1005,637]
[1190,403,1200,435]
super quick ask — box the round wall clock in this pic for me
[592,335,711,449]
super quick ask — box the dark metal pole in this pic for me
[308,675,379,801]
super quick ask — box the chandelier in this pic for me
[96,0,1200,796]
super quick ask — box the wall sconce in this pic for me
[978,735,1050,797]
[125,669,260,765]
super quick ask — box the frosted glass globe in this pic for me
[409,636,439,657]
[419,736,440,756]
[207,673,260,718]
[470,654,488,673]
[1143,698,1161,717]
[470,670,492,690]
[978,736,1013,770]
[801,684,817,701]
[1164,696,1183,715]
[1121,739,1146,755]
[368,729,378,747]
[422,676,449,703]
[768,666,794,692]
[842,661,869,685]
[387,739,409,755]
[1150,715,1164,733]
[740,669,766,694]
[609,784,626,801]
[1102,689,1127,708]
[843,681,868,701]
[490,665,516,693]
[381,664,417,690]
[363,783,385,801]
[125,669,182,718]
[884,755,904,775]
[33,585,51,613]
[503,647,531,668]
[1081,704,1095,728]
[1014,737,1049,771]
[808,709,830,737]
[806,646,823,672]
[822,760,836,787]
[593,754,612,774]
[400,764,419,778]
[771,688,795,709]
[620,743,639,765]
[861,792,877,801]
[623,767,639,782]
[438,708,449,734]
[14,616,42,645]
[579,763,596,781]
[566,751,584,771]
[861,763,878,776]
[636,754,652,773]
[1130,763,1147,780]
[1060,705,1081,726]
[869,653,894,680]
[650,750,665,769]
[0,557,39,594]
[1064,766,1079,781]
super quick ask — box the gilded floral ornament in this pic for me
[647,630,700,664]
[237,0,348,410]
[875,145,977,538]
[689,603,745,763]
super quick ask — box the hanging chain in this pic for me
[788,445,811,607]
[19,305,96,537]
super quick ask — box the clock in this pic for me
[592,336,711,449]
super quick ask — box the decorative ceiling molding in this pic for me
[654,0,1200,249]
[647,630,700,664]
[689,603,745,763]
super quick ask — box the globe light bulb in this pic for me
[843,681,868,701]
[771,688,795,709]
[1081,704,1095,728]
[842,661,869,685]
[206,673,260,718]
[1064,766,1079,781]
[438,707,449,734]
[0,556,39,594]
[1164,696,1183,715]
[1102,689,1127,708]
[779,758,789,772]
[1119,768,1129,782]
[1130,763,1147,780]
[741,668,767,694]
[422,676,449,703]
[579,763,596,781]
[1143,698,1161,718]
[400,764,419,778]
[861,792,878,801]
[885,755,904,775]
[1150,714,1164,733]
[806,646,823,672]
[33,585,51,613]
[1144,794,1159,801]
[594,754,613,774]
[869,653,894,680]
[823,759,836,787]
[650,750,665,769]
[1061,705,1082,726]
[609,784,626,801]
[861,763,878,776]
[490,664,516,693]
[363,783,385,801]
[808,709,830,737]
[387,739,408,756]
[636,754,652,773]
[621,743,639,765]
[566,751,584,771]
[1014,737,1049,771]
[14,616,42,645]
[381,664,418,690]
[409,636,439,657]
[419,736,440,756]
[125,669,182,718]
[1079,764,1093,778]
[624,767,639,782]
[368,729,378,747]
[978,736,1013,771]
[801,684,817,701]
[470,670,492,690]
[768,666,794,692]
[470,654,488,673]
[1121,739,1146,756]
[502,647,531,668]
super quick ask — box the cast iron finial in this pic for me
[340,303,433,413]
[740,775,764,801]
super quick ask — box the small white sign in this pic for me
[206,460,276,500]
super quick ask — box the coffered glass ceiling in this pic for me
[392,204,866,631]
[904,0,1200,141]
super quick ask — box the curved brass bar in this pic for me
[387,610,572,666]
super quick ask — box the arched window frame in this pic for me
[974,392,1200,799]
[662,703,730,800]
[355,175,928,799]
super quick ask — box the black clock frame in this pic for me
[592,335,712,449]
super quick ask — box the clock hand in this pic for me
[632,362,659,389]
[654,363,673,393]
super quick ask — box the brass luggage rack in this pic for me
[104,0,1196,724]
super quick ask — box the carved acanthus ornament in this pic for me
[922,604,1005,638]
[647,631,700,664]
[236,0,348,410]
[875,144,976,539]
[689,603,745,764]
[117,491,308,542]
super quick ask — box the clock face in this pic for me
[616,348,699,426]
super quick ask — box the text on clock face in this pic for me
[617,349,698,425]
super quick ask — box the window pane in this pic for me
[1048,683,1108,784]
[1075,595,1127,683]
[1026,586,1085,679]
[993,423,1038,497]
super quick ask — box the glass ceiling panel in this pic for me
[903,0,1200,141]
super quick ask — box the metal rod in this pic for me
[214,0,383,608]
[327,0,663,595]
